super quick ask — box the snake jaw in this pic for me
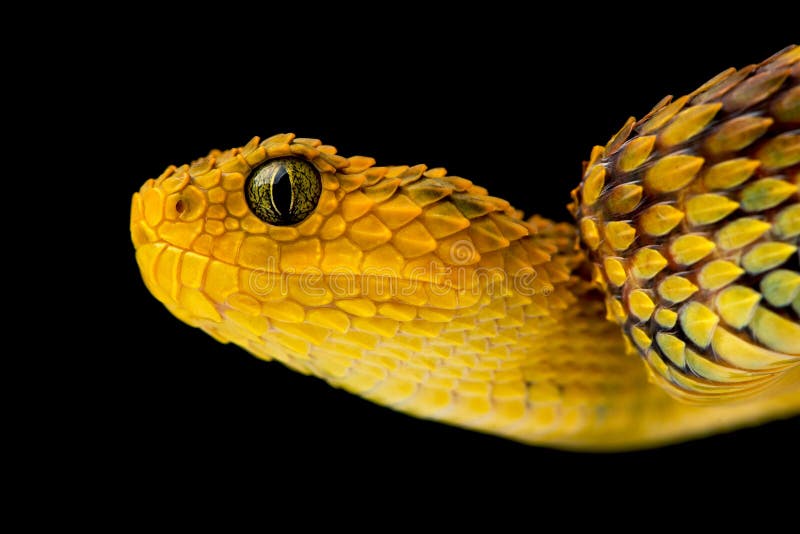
[572,45,800,403]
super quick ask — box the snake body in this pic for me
[131,47,800,450]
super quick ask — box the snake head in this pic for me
[130,133,573,370]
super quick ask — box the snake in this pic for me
[130,46,800,451]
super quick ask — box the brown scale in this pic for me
[572,46,800,402]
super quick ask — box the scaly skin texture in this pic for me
[130,46,800,450]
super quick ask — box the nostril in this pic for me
[175,199,185,213]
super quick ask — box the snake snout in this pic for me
[130,168,215,323]
[131,192,158,247]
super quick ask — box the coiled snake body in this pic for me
[131,47,800,450]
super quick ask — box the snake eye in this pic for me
[245,158,322,226]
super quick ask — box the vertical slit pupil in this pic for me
[271,166,293,217]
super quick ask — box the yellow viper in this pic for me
[130,47,800,451]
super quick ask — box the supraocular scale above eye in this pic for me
[245,157,322,226]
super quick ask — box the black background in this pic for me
[64,16,799,500]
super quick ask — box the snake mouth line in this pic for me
[246,266,549,299]
[135,241,553,305]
